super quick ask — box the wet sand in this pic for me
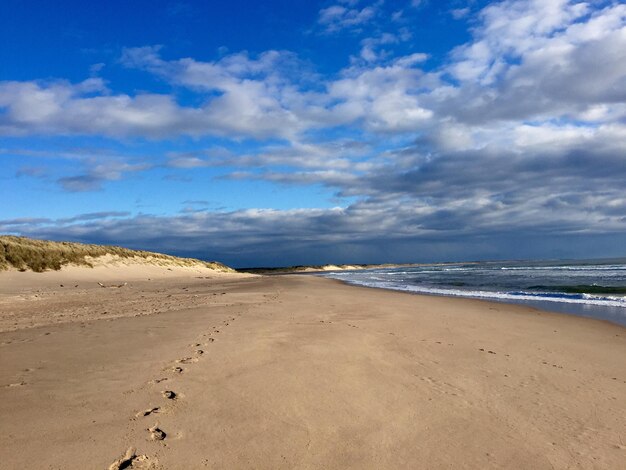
[1,269,624,469]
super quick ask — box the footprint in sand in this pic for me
[419,376,466,398]
[162,390,177,399]
[172,366,184,373]
[148,425,166,441]
[108,447,151,470]
[176,357,198,365]
[5,382,27,388]
[478,348,497,354]
[135,407,159,418]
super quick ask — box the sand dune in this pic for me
[0,235,233,273]
[0,269,624,469]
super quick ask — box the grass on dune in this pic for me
[0,235,233,273]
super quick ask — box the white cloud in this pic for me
[440,1,626,125]
[2,1,624,146]
[449,0,592,83]
[451,8,470,19]
[357,31,413,63]
[1,42,439,139]
[0,79,192,137]
[317,3,377,33]
[329,58,433,132]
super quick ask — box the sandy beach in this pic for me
[1,268,625,469]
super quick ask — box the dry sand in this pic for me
[0,268,624,469]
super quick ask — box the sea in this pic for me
[318,258,626,327]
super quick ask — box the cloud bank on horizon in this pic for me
[1,0,625,266]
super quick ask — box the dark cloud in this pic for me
[162,174,192,182]
[55,160,153,192]
[0,217,52,228]
[57,212,131,223]
[8,205,626,267]
[57,175,104,192]
[15,166,47,178]
[181,200,210,206]
[0,212,129,232]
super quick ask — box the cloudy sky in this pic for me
[1,0,625,267]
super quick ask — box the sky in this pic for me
[1,0,626,267]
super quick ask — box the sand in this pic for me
[0,268,624,469]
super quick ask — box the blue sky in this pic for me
[1,0,626,267]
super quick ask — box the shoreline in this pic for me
[1,271,625,469]
[320,275,626,328]
[321,275,626,331]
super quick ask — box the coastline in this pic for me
[1,271,624,469]
[316,260,626,328]
[321,275,626,330]
[321,274,626,328]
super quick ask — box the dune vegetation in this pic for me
[0,235,233,273]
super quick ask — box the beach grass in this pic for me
[0,235,233,273]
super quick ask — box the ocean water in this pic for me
[319,259,626,326]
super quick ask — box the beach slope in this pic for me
[1,272,624,469]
